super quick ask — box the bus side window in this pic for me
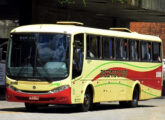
[72,34,84,78]
[116,38,127,60]
[86,35,100,59]
[141,41,151,62]
[115,38,121,60]
[152,42,161,62]
[121,39,128,60]
[102,37,114,59]
[129,40,139,61]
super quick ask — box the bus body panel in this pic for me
[6,77,72,104]
[72,60,162,103]
[6,86,71,104]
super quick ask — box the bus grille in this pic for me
[18,90,50,94]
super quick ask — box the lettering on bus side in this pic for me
[100,70,128,78]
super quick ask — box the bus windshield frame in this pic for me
[7,33,71,81]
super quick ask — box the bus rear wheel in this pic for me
[128,88,139,107]
[78,89,92,112]
[119,87,139,108]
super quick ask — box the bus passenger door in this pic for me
[71,34,84,103]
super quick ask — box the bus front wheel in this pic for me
[25,103,39,111]
[78,89,92,112]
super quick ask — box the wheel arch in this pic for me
[83,83,95,103]
[132,81,141,100]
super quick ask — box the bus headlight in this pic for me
[49,85,70,93]
[7,85,18,91]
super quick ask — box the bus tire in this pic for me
[78,89,92,112]
[25,103,39,111]
[128,87,139,108]
[119,101,129,107]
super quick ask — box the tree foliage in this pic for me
[58,0,75,5]
[117,0,129,4]
[58,0,131,6]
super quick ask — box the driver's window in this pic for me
[72,34,84,79]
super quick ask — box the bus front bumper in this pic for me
[6,86,71,104]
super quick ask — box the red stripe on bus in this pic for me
[92,66,162,90]
[6,87,71,104]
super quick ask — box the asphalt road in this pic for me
[0,99,165,120]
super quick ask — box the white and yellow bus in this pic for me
[6,22,163,112]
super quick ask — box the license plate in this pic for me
[29,96,39,101]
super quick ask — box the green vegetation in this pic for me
[58,0,75,5]
[116,0,127,4]
[58,0,132,6]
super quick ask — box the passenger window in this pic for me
[129,40,139,61]
[87,35,100,59]
[141,42,151,61]
[102,37,114,59]
[116,38,127,60]
[152,42,161,62]
[72,34,84,78]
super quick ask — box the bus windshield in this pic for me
[7,33,70,81]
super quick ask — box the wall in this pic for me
[31,0,130,28]
[141,0,165,12]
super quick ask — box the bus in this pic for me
[6,22,163,112]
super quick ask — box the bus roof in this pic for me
[11,24,162,42]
